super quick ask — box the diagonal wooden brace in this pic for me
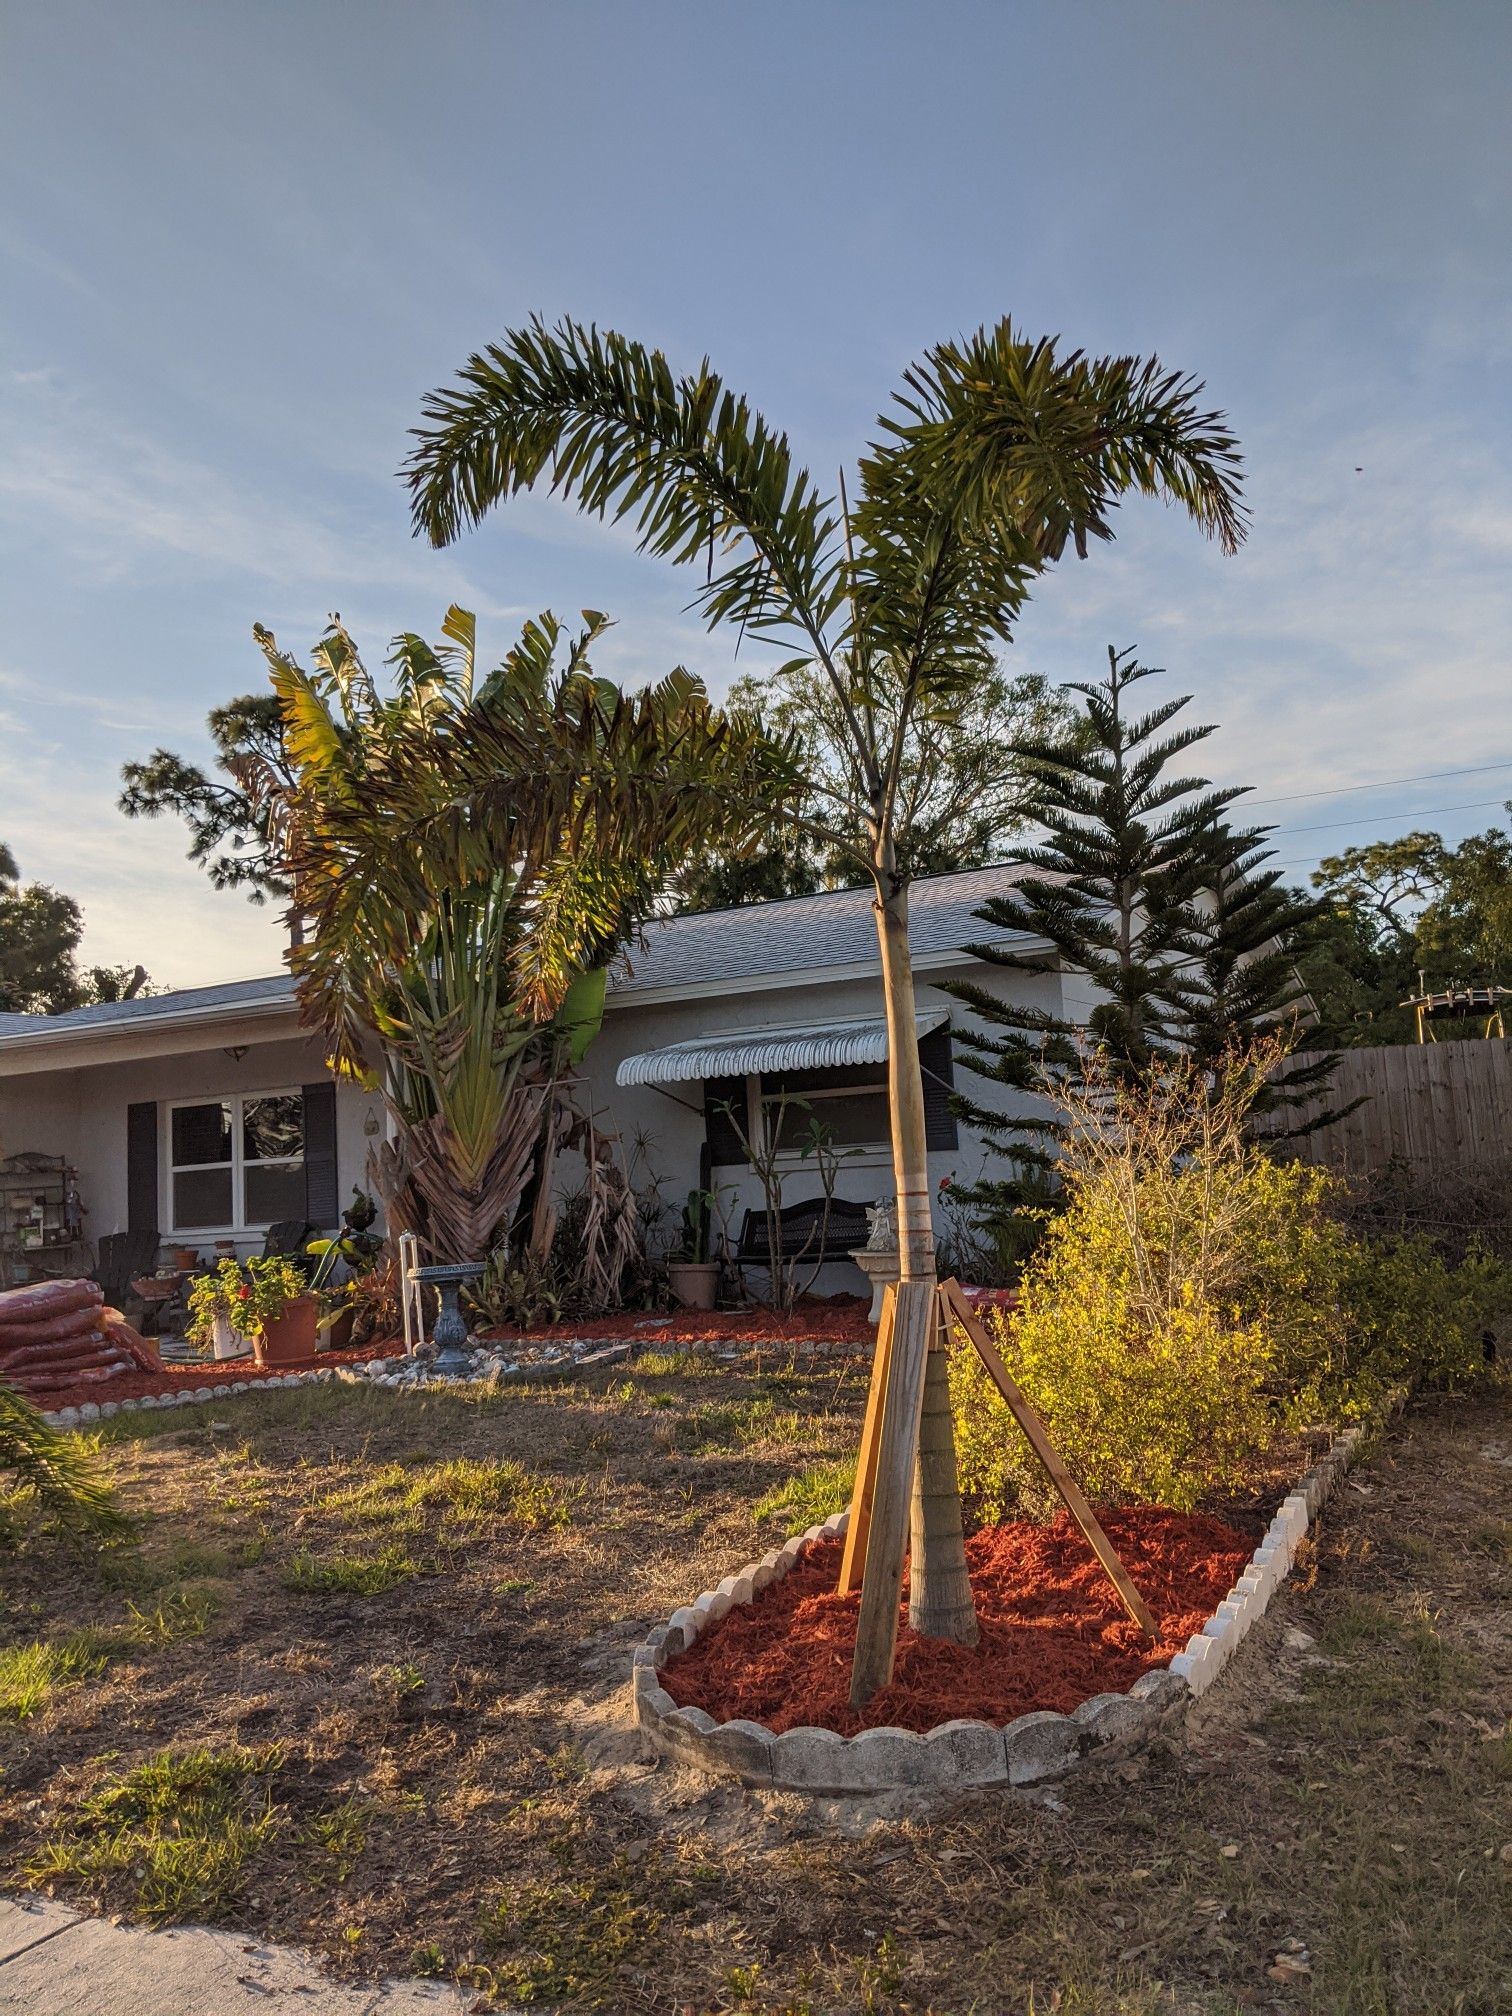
[939,1278,1159,1639]
[846,1277,935,1707]
[836,1284,896,1598]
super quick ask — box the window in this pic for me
[168,1091,306,1232]
[758,1064,891,1156]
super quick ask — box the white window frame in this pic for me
[749,1068,894,1169]
[163,1088,307,1237]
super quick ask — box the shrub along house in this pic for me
[0,865,1077,1297]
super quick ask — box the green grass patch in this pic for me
[476,1865,664,2006]
[630,1349,708,1378]
[403,1456,575,1529]
[285,1543,420,1596]
[678,1394,806,1455]
[304,1795,373,1883]
[26,1744,284,1923]
[125,1584,219,1645]
[371,1659,426,1699]
[0,1628,118,1722]
[314,1454,574,1533]
[753,1455,857,1533]
[1467,1517,1512,1563]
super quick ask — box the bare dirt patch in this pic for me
[3,1365,1508,2014]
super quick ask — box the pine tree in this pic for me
[943,653,1340,1243]
[1162,821,1338,1120]
[940,648,1241,1199]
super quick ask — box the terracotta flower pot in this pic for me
[254,1293,321,1365]
[667,1260,720,1311]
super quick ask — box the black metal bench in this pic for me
[733,1196,872,1268]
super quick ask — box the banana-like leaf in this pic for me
[557,964,608,1066]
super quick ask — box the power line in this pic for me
[1273,796,1509,840]
[1247,760,1512,809]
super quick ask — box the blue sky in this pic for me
[2,1,1510,985]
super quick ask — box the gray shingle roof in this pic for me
[0,974,295,1039]
[0,865,1032,1047]
[611,862,1030,996]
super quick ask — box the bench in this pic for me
[733,1196,873,1268]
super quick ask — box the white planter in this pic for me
[211,1311,252,1361]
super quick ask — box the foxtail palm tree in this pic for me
[404,318,1247,1651]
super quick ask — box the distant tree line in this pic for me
[0,841,150,1015]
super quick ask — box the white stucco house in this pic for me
[0,865,1079,1294]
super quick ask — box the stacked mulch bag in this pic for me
[0,1277,161,1397]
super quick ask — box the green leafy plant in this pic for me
[950,1040,1510,1519]
[470,1250,563,1331]
[186,1255,307,1345]
[236,605,798,1274]
[307,1189,386,1333]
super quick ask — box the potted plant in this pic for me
[306,1190,385,1350]
[187,1255,317,1366]
[666,1186,724,1311]
[186,1260,253,1360]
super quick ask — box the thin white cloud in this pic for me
[0,370,514,615]
[1012,406,1512,829]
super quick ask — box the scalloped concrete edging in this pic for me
[37,1366,334,1428]
[633,1420,1369,1794]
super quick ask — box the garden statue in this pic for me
[864,1199,898,1253]
[852,1200,901,1324]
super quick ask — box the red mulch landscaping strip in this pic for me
[37,1337,405,1414]
[662,1510,1254,1736]
[481,1295,875,1348]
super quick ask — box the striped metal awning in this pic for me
[615,1009,947,1088]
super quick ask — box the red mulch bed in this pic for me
[481,1295,875,1348]
[662,1510,1254,1736]
[36,1336,405,1414]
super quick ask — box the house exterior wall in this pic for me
[0,948,1067,1289]
[0,1033,381,1260]
[572,955,1066,1294]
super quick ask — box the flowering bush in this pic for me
[186,1255,309,1344]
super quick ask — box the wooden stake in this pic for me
[836,1284,896,1597]
[847,1277,934,1707]
[939,1278,1159,1640]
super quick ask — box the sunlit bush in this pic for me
[949,1041,1508,1518]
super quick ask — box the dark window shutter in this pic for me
[919,1022,958,1151]
[703,1075,750,1166]
[301,1081,339,1227]
[126,1102,159,1233]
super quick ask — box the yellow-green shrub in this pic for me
[949,1169,1277,1518]
[950,1128,1508,1520]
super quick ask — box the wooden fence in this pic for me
[1272,1039,1512,1172]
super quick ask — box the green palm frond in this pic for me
[406,316,849,660]
[1,1380,133,1543]
[405,314,1246,883]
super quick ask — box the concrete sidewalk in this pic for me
[0,1897,477,2015]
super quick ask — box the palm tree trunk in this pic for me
[874,871,978,1645]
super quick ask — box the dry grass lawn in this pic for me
[1,1351,1508,2015]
